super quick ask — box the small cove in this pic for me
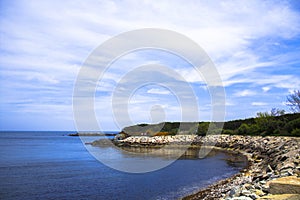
[0,132,247,200]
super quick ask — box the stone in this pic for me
[114,133,128,140]
[266,165,273,173]
[241,189,252,196]
[244,183,255,190]
[228,186,241,197]
[249,193,259,199]
[254,189,265,197]
[267,176,300,194]
[261,185,269,193]
[280,162,295,170]
[254,184,262,190]
[269,174,280,179]
[279,168,294,177]
[231,196,253,200]
[258,194,300,200]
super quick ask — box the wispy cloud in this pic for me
[252,102,268,106]
[1,0,300,130]
[234,89,256,97]
[147,88,171,95]
[262,87,271,92]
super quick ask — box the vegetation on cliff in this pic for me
[121,112,300,137]
[122,91,300,137]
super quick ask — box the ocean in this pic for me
[0,131,246,200]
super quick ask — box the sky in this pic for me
[0,0,300,131]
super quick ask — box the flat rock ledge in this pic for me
[114,135,300,200]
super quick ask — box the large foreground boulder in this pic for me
[267,176,300,194]
[258,194,300,200]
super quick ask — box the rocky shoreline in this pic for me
[107,134,300,199]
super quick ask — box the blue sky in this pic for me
[1,0,300,131]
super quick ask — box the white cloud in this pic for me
[147,88,171,95]
[234,89,256,97]
[1,0,300,130]
[262,86,271,92]
[252,102,268,106]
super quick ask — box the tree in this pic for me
[256,108,285,118]
[237,123,250,135]
[270,108,285,116]
[255,108,285,136]
[287,90,300,113]
[196,122,209,136]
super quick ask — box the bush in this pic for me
[291,128,300,137]
[285,118,300,132]
[196,122,209,136]
[207,128,223,135]
[238,123,250,135]
[248,124,260,135]
[222,129,235,135]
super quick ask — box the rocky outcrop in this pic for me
[112,135,300,200]
[114,135,197,146]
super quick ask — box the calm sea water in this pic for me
[0,132,246,200]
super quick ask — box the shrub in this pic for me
[285,118,300,132]
[291,128,300,137]
[222,129,235,135]
[237,123,250,135]
[196,122,209,136]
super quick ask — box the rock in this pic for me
[254,184,262,190]
[229,187,241,197]
[244,183,255,190]
[261,185,269,193]
[258,194,300,200]
[254,189,265,197]
[280,168,294,177]
[231,196,253,200]
[91,139,113,147]
[114,132,128,140]
[280,162,295,171]
[266,165,273,173]
[269,174,280,180]
[249,193,259,199]
[267,176,300,194]
[140,137,148,143]
[294,168,300,177]
[241,189,252,196]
